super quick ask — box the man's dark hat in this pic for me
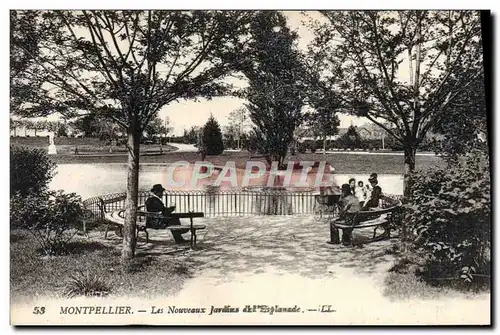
[368,175,378,183]
[341,184,351,192]
[370,173,378,179]
[151,184,166,193]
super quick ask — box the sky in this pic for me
[158,11,367,136]
[13,10,467,135]
[12,11,367,134]
[158,10,459,136]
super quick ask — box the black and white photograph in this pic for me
[8,7,491,325]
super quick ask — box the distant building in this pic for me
[10,125,52,137]
[299,128,349,142]
[10,117,79,137]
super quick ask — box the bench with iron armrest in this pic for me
[104,209,149,242]
[96,195,127,239]
[329,205,401,247]
[102,202,182,241]
[105,210,206,249]
[137,211,206,249]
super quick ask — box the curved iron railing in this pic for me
[83,189,403,224]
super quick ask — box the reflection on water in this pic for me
[49,164,404,199]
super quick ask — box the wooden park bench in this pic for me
[328,200,402,247]
[96,195,127,239]
[104,209,148,242]
[104,209,206,249]
[165,212,206,249]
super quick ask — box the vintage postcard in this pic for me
[9,9,491,325]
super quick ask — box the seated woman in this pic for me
[362,174,382,210]
[145,184,188,243]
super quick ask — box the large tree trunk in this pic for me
[122,126,140,268]
[323,135,327,156]
[403,146,416,199]
[402,145,416,251]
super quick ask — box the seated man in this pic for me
[362,173,382,210]
[332,183,362,245]
[145,184,188,243]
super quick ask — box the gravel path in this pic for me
[89,215,489,325]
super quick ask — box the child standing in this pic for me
[355,180,367,206]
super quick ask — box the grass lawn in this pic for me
[10,136,177,156]
[50,143,178,155]
[50,150,446,175]
[10,229,193,300]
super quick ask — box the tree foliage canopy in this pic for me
[432,69,488,160]
[309,11,483,147]
[11,10,257,133]
[241,11,307,166]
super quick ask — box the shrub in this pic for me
[362,139,383,150]
[10,190,84,255]
[297,142,307,154]
[384,135,404,151]
[247,132,266,155]
[315,139,323,151]
[301,140,316,153]
[10,145,56,197]
[404,149,490,287]
[56,124,69,137]
[63,271,110,298]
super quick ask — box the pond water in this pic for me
[49,163,404,200]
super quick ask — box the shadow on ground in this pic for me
[93,216,398,284]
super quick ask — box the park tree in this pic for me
[304,107,340,154]
[223,124,238,149]
[10,10,51,112]
[309,10,483,197]
[144,115,168,139]
[301,54,342,155]
[28,120,46,136]
[338,125,363,150]
[10,117,21,136]
[292,123,313,154]
[10,10,257,267]
[163,116,173,139]
[73,113,120,142]
[227,106,250,150]
[11,119,27,136]
[432,67,488,161]
[72,114,99,137]
[183,126,201,144]
[56,122,69,137]
[363,121,393,150]
[241,11,307,169]
[202,114,224,155]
